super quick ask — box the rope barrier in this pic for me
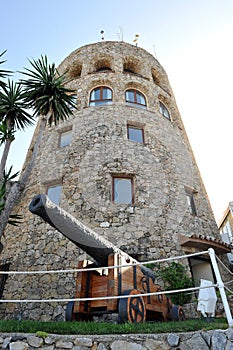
[0,250,210,275]
[1,247,232,327]
[216,255,233,276]
[0,283,218,303]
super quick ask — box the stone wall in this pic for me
[0,41,222,321]
[1,329,233,349]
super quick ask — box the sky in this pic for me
[1,0,233,224]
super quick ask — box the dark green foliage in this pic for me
[0,318,227,335]
[158,262,194,305]
[0,120,15,145]
[0,80,34,130]
[0,51,12,89]
[20,55,77,124]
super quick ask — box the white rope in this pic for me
[0,283,218,303]
[0,250,209,275]
[224,285,233,295]
[216,255,233,276]
[225,280,233,286]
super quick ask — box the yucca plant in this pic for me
[0,50,11,89]
[20,55,76,124]
[0,55,76,238]
[0,80,34,181]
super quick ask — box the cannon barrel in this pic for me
[29,194,155,281]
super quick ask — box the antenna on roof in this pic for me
[133,34,139,46]
[100,30,105,41]
[117,26,124,41]
[153,45,157,57]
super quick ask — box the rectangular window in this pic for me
[185,188,197,216]
[47,185,62,205]
[127,125,144,143]
[112,176,134,205]
[59,130,72,147]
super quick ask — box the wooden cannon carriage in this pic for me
[29,194,185,323]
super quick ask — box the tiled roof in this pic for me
[178,233,232,255]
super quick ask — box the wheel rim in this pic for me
[128,294,145,323]
[119,289,146,324]
[171,305,186,321]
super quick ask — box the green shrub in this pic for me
[158,262,194,305]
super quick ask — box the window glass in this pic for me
[47,185,62,205]
[89,86,112,106]
[91,88,100,101]
[102,87,112,99]
[60,130,72,147]
[185,190,197,216]
[113,177,133,205]
[125,89,146,108]
[159,101,170,120]
[128,126,144,143]
[136,93,145,105]
[125,90,135,103]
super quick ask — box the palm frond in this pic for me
[0,51,12,89]
[20,55,76,123]
[0,79,34,131]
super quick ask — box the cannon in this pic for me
[29,194,185,323]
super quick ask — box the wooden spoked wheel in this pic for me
[171,305,186,321]
[118,289,146,324]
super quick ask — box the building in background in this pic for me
[219,202,233,265]
[0,41,231,320]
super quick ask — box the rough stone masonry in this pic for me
[0,41,224,321]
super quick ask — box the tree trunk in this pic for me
[0,118,14,182]
[0,137,13,182]
[0,116,47,238]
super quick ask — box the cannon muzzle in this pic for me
[29,194,155,281]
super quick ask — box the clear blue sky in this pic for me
[1,0,233,223]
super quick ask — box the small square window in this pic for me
[112,176,134,205]
[185,189,197,216]
[47,185,62,205]
[60,130,72,147]
[127,125,144,143]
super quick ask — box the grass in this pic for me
[0,318,229,335]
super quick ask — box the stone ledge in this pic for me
[1,329,233,350]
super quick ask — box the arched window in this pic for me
[125,89,146,108]
[89,86,113,106]
[159,101,170,120]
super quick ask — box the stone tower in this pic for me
[0,41,228,321]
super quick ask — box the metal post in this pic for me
[208,248,233,327]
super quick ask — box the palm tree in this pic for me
[0,55,76,238]
[0,167,22,228]
[0,80,34,181]
[0,51,11,90]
